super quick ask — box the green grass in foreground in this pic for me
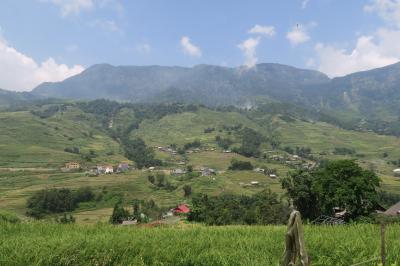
[0,223,399,265]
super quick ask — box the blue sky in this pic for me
[1,0,400,91]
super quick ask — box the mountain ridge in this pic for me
[32,63,331,107]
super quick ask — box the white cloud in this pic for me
[311,1,400,77]
[314,29,400,77]
[89,19,121,32]
[180,36,202,58]
[286,24,310,45]
[136,43,151,54]
[364,0,400,28]
[248,24,275,37]
[301,0,310,9]
[0,38,84,91]
[238,37,260,68]
[42,0,124,17]
[43,0,94,17]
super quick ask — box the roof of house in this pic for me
[174,204,190,213]
[384,201,400,216]
[173,168,185,174]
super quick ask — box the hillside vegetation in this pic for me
[1,100,400,222]
[28,62,400,136]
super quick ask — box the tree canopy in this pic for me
[281,160,380,220]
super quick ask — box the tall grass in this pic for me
[0,222,399,265]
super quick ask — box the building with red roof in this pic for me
[173,204,190,214]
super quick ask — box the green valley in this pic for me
[0,100,400,224]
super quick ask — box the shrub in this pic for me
[183,185,192,197]
[188,190,288,225]
[333,147,356,155]
[110,203,130,224]
[64,147,80,154]
[0,211,20,223]
[204,127,215,133]
[183,140,201,150]
[228,159,253,170]
[26,187,95,219]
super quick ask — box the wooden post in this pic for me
[281,211,310,266]
[381,222,385,266]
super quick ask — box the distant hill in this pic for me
[32,63,330,106]
[0,89,37,108]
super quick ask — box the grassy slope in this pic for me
[134,109,400,192]
[277,119,400,193]
[133,108,263,146]
[1,107,400,222]
[0,107,126,168]
[1,222,399,265]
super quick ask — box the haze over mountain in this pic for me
[32,63,330,106]
[30,62,400,119]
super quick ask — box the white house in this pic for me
[172,168,186,175]
[105,166,114,174]
[251,181,259,185]
[393,169,400,176]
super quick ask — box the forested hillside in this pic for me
[1,99,400,223]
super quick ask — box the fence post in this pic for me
[281,211,310,266]
[381,222,386,266]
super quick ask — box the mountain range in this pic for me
[32,63,330,106]
[1,62,400,134]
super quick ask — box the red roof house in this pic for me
[173,204,190,214]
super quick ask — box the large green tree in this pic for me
[281,160,380,220]
[123,137,161,168]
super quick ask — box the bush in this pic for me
[0,211,20,223]
[64,147,80,154]
[26,187,95,219]
[110,203,130,224]
[74,187,95,203]
[215,136,233,150]
[183,140,201,150]
[333,147,355,155]
[204,127,215,133]
[228,159,253,170]
[183,185,192,197]
[56,213,76,224]
[123,137,162,169]
[236,127,263,157]
[188,190,288,225]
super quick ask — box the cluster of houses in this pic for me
[268,153,318,170]
[156,146,217,155]
[200,167,216,176]
[63,162,130,175]
[156,146,178,155]
[171,167,217,177]
[122,204,191,225]
[253,167,278,178]
[239,181,261,187]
